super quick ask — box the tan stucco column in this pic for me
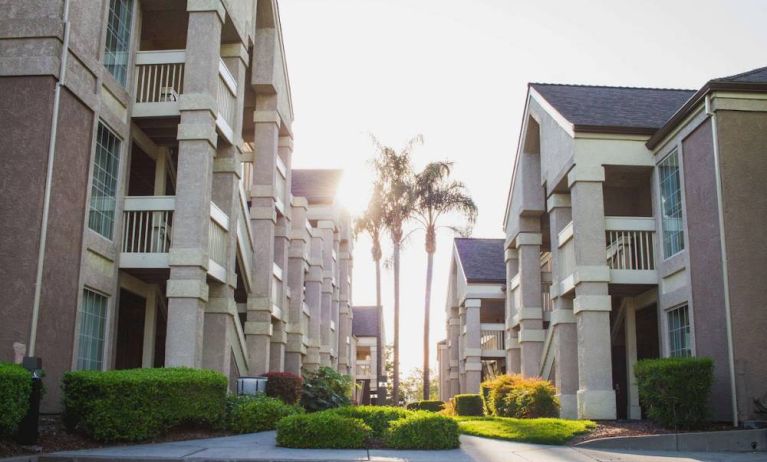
[547,193,578,419]
[303,231,324,371]
[505,248,521,374]
[516,232,545,376]
[337,242,352,374]
[318,221,334,367]
[285,198,309,374]
[569,167,617,420]
[165,4,224,367]
[625,298,641,419]
[447,308,461,397]
[463,298,482,393]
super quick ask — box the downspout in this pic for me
[29,0,71,357]
[706,94,739,427]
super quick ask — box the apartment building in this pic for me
[351,305,386,405]
[440,66,767,425]
[0,0,354,412]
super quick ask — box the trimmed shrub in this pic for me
[452,394,484,416]
[501,378,559,418]
[331,405,412,437]
[0,363,32,435]
[480,380,494,415]
[301,366,352,412]
[483,375,521,416]
[264,371,303,405]
[406,400,445,413]
[634,357,714,429]
[276,411,371,448]
[62,367,227,442]
[385,413,460,449]
[226,395,302,433]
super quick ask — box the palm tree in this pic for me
[372,135,421,404]
[412,161,477,400]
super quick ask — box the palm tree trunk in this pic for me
[423,250,434,400]
[375,256,383,405]
[392,242,400,405]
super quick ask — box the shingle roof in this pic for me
[352,306,380,338]
[454,238,506,284]
[291,169,343,204]
[530,83,696,134]
[712,66,767,84]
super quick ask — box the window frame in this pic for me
[76,288,110,371]
[666,303,693,358]
[657,148,686,259]
[88,122,123,240]
[102,0,135,87]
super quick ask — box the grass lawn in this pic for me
[455,416,596,445]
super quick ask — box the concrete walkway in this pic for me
[36,432,767,462]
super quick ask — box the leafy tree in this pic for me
[412,161,477,399]
[400,368,439,405]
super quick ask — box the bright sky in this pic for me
[279,0,767,377]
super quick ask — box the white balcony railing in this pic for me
[605,217,656,271]
[542,283,553,313]
[480,324,505,351]
[120,196,175,268]
[208,202,229,282]
[134,50,185,104]
[216,59,237,143]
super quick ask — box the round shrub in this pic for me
[276,411,371,448]
[264,371,303,405]
[62,368,227,442]
[0,363,32,435]
[634,357,714,429]
[226,395,302,433]
[484,375,521,416]
[452,394,484,416]
[384,413,460,449]
[502,379,559,418]
[406,400,445,412]
[331,405,412,437]
[301,367,352,412]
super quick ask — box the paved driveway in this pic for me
[39,432,767,461]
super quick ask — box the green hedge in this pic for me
[0,363,31,435]
[330,405,412,438]
[406,400,445,412]
[63,368,227,442]
[264,372,303,405]
[226,395,302,433]
[301,367,352,412]
[634,357,714,429]
[453,394,484,416]
[385,413,460,449]
[276,412,371,448]
[480,375,559,418]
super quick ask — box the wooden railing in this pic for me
[605,217,656,271]
[134,50,185,104]
[216,59,237,142]
[120,196,175,268]
[480,324,505,351]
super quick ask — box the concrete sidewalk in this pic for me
[33,432,767,462]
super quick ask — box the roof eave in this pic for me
[573,125,658,136]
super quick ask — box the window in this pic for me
[659,150,684,257]
[103,0,134,86]
[77,289,109,370]
[88,123,121,239]
[667,304,692,357]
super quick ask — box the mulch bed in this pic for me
[0,415,232,459]
[568,420,736,446]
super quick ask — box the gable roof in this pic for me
[291,169,343,204]
[530,83,696,135]
[352,306,380,338]
[454,238,506,284]
[711,65,767,84]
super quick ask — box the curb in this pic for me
[575,428,767,453]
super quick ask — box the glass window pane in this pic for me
[104,0,134,86]
[77,289,108,370]
[659,150,685,258]
[667,304,691,357]
[88,123,121,239]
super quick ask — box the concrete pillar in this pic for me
[547,193,578,419]
[285,198,309,374]
[625,298,641,419]
[463,299,482,393]
[569,167,617,420]
[337,245,351,373]
[516,232,545,376]
[447,308,460,398]
[304,231,323,371]
[141,291,157,368]
[165,4,224,367]
[318,221,334,367]
[505,248,521,374]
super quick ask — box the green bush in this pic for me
[480,375,558,418]
[0,363,31,435]
[385,413,460,449]
[62,367,227,442]
[406,400,445,412]
[480,381,494,415]
[331,405,412,437]
[452,394,484,416]
[226,395,302,433]
[276,411,371,448]
[264,371,303,405]
[301,366,352,412]
[634,357,714,429]
[483,375,520,416]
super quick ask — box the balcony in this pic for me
[605,217,657,284]
[120,196,230,283]
[356,359,373,378]
[133,50,238,144]
[480,323,505,357]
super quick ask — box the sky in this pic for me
[278,0,767,377]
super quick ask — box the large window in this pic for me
[667,304,692,357]
[659,150,684,257]
[88,123,121,239]
[77,289,109,370]
[103,0,134,86]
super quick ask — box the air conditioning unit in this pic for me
[236,376,267,396]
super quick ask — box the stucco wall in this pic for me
[716,110,767,421]
[681,118,732,421]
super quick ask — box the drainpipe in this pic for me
[29,0,71,357]
[706,94,739,427]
